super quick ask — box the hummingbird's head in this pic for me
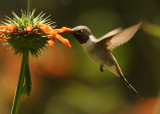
[70,26,92,44]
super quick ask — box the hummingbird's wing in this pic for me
[105,22,142,51]
[99,28,122,40]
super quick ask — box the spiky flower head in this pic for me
[0,9,71,57]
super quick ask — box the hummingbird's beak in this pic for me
[64,28,74,35]
[68,29,74,34]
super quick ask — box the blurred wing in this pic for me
[98,28,122,41]
[106,22,142,51]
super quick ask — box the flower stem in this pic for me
[24,51,32,98]
[27,0,32,18]
[11,51,29,114]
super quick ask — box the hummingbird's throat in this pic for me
[74,35,89,44]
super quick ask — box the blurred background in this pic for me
[0,0,160,114]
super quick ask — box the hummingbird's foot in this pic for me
[99,65,104,72]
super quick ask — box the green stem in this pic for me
[27,0,32,18]
[11,51,29,114]
[25,51,32,98]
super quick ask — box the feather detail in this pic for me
[106,22,142,51]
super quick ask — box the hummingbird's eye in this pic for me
[77,30,82,33]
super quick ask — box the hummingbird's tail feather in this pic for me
[116,64,144,100]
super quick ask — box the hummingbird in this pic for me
[70,22,143,100]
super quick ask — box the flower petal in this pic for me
[37,24,53,34]
[0,25,17,32]
[37,24,72,48]
[0,34,6,42]
[0,26,7,32]
[55,34,72,47]
[25,24,33,32]
[53,27,71,33]
[48,40,55,49]
[48,31,57,37]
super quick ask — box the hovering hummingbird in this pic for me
[70,22,143,100]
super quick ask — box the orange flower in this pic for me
[0,32,6,40]
[0,23,71,50]
[54,27,71,33]
[37,24,71,48]
[48,40,55,49]
[24,24,33,32]
[0,24,17,33]
[0,35,6,42]
[0,24,71,57]
[0,25,17,42]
